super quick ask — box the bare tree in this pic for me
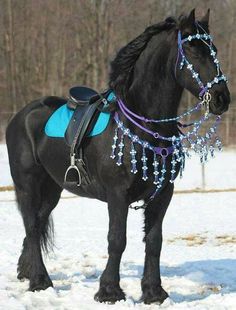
[0,0,235,144]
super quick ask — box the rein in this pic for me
[110,25,228,209]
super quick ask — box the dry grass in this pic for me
[167,233,236,247]
[215,235,236,245]
[200,284,222,295]
[0,186,14,192]
[167,234,207,246]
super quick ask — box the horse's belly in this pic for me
[37,135,108,201]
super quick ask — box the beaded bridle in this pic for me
[110,24,228,208]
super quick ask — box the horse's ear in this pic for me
[187,9,196,25]
[200,9,210,25]
[179,9,196,31]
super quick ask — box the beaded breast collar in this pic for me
[110,25,228,208]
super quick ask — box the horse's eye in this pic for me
[191,50,201,59]
[185,44,201,58]
[188,40,197,47]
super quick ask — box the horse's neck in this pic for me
[123,84,182,142]
[123,44,183,139]
[127,77,183,121]
[118,30,183,140]
[126,31,183,121]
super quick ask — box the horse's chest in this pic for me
[85,137,170,199]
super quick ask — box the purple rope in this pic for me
[199,86,208,97]
[114,112,174,157]
[175,48,180,78]
[118,98,199,140]
[118,99,159,138]
[175,31,183,78]
[118,98,147,122]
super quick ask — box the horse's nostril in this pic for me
[210,91,230,115]
[216,91,230,106]
[218,94,224,104]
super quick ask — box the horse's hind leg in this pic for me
[14,169,50,290]
[6,103,62,291]
[17,172,62,291]
[15,167,62,291]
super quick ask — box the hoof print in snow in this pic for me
[141,286,168,304]
[94,285,126,303]
[29,275,53,292]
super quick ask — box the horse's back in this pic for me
[6,96,66,138]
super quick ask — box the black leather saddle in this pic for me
[64,86,116,190]
[65,86,113,146]
[67,86,100,109]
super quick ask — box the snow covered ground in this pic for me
[0,144,236,309]
[0,144,11,187]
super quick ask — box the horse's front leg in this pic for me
[141,183,174,304]
[94,192,129,303]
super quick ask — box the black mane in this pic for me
[109,17,176,97]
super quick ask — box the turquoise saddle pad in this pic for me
[45,92,115,138]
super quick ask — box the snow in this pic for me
[0,144,12,187]
[0,144,236,309]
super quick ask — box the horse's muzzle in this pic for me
[210,88,231,115]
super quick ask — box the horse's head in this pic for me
[110,10,230,118]
[175,9,230,115]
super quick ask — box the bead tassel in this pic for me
[110,127,118,159]
[116,133,124,166]
[130,141,137,174]
[141,147,148,181]
[111,109,223,203]
[153,152,160,185]
[170,154,177,183]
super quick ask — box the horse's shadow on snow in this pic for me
[165,259,236,302]
[120,259,236,303]
[51,259,236,302]
[121,259,236,303]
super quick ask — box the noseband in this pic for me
[110,24,228,208]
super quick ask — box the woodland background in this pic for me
[0,0,235,144]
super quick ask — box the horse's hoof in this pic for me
[94,285,126,303]
[141,285,168,305]
[29,274,53,291]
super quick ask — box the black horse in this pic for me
[6,10,230,304]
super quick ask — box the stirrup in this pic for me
[64,154,81,186]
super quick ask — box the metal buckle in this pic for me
[102,98,108,107]
[202,91,211,117]
[160,148,169,158]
